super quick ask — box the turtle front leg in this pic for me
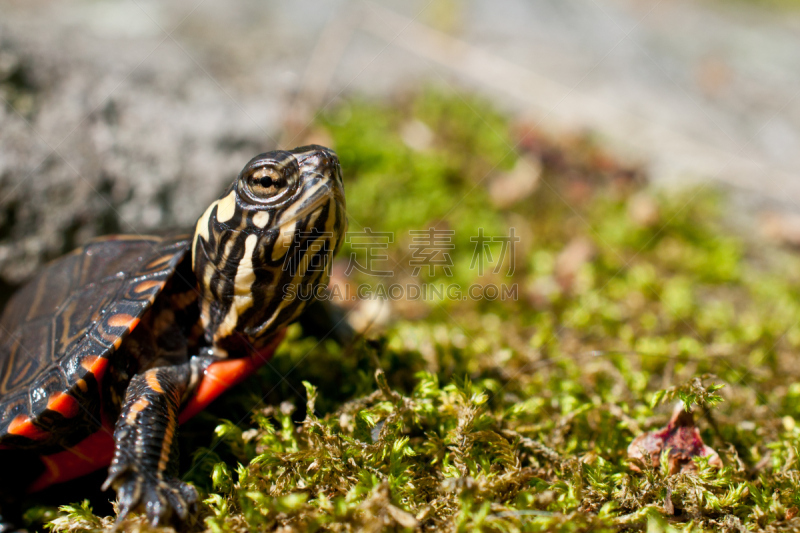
[102,356,211,527]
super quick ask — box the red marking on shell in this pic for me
[47,392,80,419]
[8,414,49,440]
[27,424,115,492]
[24,331,284,492]
[80,356,109,381]
[179,331,286,424]
[108,313,139,330]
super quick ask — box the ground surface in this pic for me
[15,89,800,533]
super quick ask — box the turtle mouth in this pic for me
[274,178,340,228]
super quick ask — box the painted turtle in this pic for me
[0,145,347,529]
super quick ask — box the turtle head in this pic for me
[192,145,347,347]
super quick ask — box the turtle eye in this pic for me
[240,164,298,204]
[248,168,284,197]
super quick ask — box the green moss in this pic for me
[43,89,800,532]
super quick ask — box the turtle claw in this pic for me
[106,470,197,528]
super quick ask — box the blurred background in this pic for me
[1,0,799,289]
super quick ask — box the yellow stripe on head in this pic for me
[192,200,218,269]
[216,191,237,223]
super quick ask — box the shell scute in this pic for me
[8,414,49,440]
[29,367,68,419]
[0,235,190,444]
[0,391,29,436]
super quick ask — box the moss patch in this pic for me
[41,90,800,532]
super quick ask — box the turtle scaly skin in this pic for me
[0,146,347,528]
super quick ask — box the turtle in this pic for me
[0,145,348,529]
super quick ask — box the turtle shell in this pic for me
[0,235,190,446]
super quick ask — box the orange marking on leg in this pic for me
[9,414,49,440]
[157,410,177,476]
[125,397,151,424]
[108,313,139,329]
[134,280,165,293]
[76,379,88,392]
[145,370,165,393]
[47,392,80,418]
